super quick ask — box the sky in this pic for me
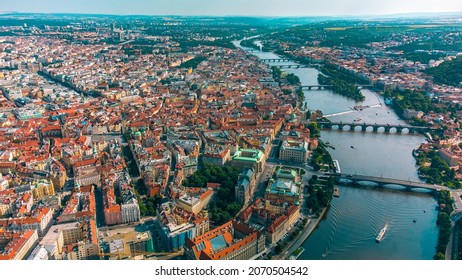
[0,0,461,17]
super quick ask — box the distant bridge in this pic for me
[298,84,373,90]
[260,58,292,62]
[315,121,431,134]
[299,85,333,90]
[332,173,448,192]
[268,64,310,69]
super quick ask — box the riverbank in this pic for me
[236,38,439,260]
[275,205,329,260]
[270,65,305,108]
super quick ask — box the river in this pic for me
[235,40,439,259]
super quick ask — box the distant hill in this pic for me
[426,56,462,87]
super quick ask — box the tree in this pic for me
[183,164,242,225]
[190,83,199,91]
[275,244,283,254]
[426,56,462,87]
[139,203,147,217]
[433,252,445,260]
[285,73,300,85]
[306,122,320,137]
[134,179,146,195]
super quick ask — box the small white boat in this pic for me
[376,223,389,242]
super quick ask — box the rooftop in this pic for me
[232,148,263,162]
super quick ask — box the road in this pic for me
[94,186,106,228]
[252,165,274,198]
[452,190,462,214]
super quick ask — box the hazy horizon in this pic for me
[0,0,461,17]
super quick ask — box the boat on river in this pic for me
[376,223,389,242]
[332,159,341,173]
[333,188,340,197]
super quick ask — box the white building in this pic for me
[28,246,49,260]
[122,199,140,224]
[279,138,309,163]
[36,221,99,260]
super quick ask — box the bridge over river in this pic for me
[330,173,448,192]
[298,84,373,90]
[260,58,292,62]
[328,173,462,219]
[315,121,431,134]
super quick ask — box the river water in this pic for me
[235,40,439,259]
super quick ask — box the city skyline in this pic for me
[0,5,461,264]
[1,0,461,17]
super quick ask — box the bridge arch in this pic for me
[312,121,431,135]
[401,127,411,133]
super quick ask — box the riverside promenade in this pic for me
[273,206,329,260]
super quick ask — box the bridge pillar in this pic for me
[409,128,415,134]
[361,125,367,132]
[338,124,344,130]
[308,86,312,90]
[384,126,391,133]
[396,126,403,133]
[350,125,355,131]
[373,126,379,132]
